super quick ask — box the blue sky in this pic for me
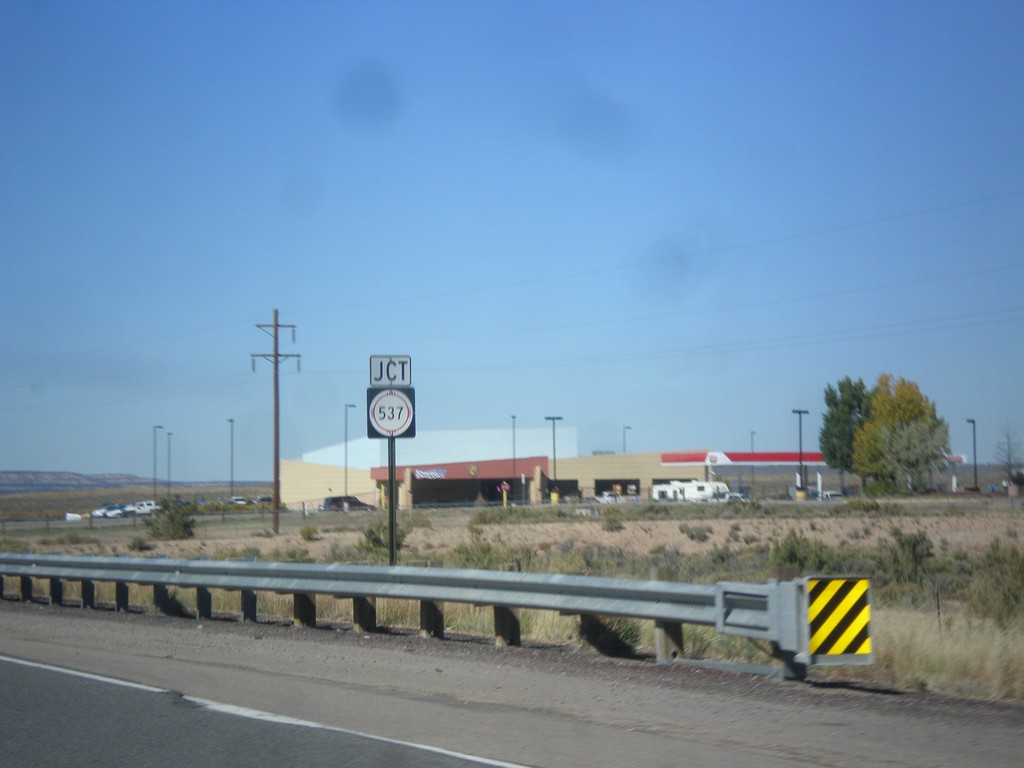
[2,1,1022,482]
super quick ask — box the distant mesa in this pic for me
[0,471,151,494]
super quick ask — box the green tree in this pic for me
[819,376,869,491]
[853,374,950,494]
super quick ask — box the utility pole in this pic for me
[252,309,300,534]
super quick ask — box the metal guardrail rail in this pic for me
[0,553,873,679]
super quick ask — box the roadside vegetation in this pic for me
[2,496,1021,702]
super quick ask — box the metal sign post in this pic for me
[367,357,415,567]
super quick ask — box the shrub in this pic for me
[127,536,153,552]
[969,539,1024,628]
[680,523,712,542]
[144,496,196,540]
[299,524,319,542]
[357,520,407,559]
[602,511,624,532]
[770,530,833,573]
[52,532,99,547]
[882,528,934,585]
[268,546,313,563]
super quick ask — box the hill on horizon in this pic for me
[0,471,249,494]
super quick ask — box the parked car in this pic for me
[321,495,374,511]
[133,500,159,515]
[90,503,123,518]
[229,496,248,505]
[723,492,750,503]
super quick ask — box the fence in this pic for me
[0,553,873,679]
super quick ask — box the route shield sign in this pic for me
[367,387,416,438]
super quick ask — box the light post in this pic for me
[511,414,517,504]
[967,418,978,491]
[345,403,355,508]
[792,409,808,492]
[228,419,235,498]
[152,425,163,499]
[623,425,631,454]
[544,416,562,496]
[166,431,173,495]
[750,430,756,497]
[227,419,234,522]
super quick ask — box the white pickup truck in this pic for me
[131,500,159,515]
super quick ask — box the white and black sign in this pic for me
[370,355,412,388]
[367,387,416,438]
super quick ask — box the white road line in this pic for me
[1,653,167,693]
[0,654,534,768]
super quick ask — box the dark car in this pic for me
[322,495,374,511]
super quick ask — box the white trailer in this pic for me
[651,479,729,503]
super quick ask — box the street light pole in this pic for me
[228,419,235,499]
[166,431,173,495]
[345,403,355,508]
[511,414,517,504]
[750,430,756,497]
[792,410,808,491]
[544,416,563,494]
[967,418,978,491]
[152,425,163,499]
[623,425,631,454]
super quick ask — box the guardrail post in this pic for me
[49,578,64,606]
[153,584,170,614]
[775,648,808,681]
[654,620,684,663]
[20,576,33,602]
[494,606,520,646]
[81,580,95,609]
[293,593,316,627]
[353,597,376,633]
[115,582,130,612]
[196,587,212,620]
[240,590,258,622]
[419,600,444,638]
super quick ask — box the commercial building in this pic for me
[281,428,827,509]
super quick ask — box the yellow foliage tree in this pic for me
[853,373,950,494]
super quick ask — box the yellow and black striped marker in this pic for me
[807,578,872,659]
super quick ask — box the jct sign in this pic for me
[370,356,412,388]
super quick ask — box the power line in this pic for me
[251,308,300,534]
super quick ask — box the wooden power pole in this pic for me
[252,308,300,534]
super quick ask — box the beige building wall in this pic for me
[283,452,709,508]
[560,452,704,499]
[281,459,377,509]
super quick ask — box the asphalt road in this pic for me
[1,657,516,768]
[1,598,1022,767]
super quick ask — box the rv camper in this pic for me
[651,479,729,502]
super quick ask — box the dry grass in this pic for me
[822,606,1024,700]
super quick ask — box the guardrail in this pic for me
[0,553,873,679]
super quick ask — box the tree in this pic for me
[852,373,950,494]
[819,377,869,490]
[995,425,1022,487]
